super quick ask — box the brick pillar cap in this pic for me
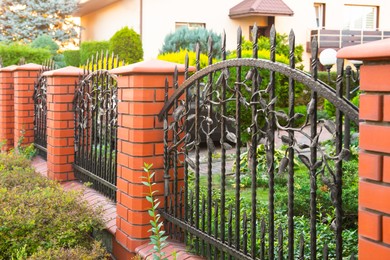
[337,38,390,61]
[11,63,43,71]
[42,66,84,77]
[110,59,195,75]
[0,65,18,72]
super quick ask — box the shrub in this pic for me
[109,26,143,64]
[0,43,51,66]
[30,35,59,56]
[0,152,106,258]
[160,26,221,58]
[157,49,212,69]
[80,40,109,65]
[63,49,81,67]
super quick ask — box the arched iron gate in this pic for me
[159,26,359,259]
[73,53,119,201]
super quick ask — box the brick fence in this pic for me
[0,38,389,258]
[339,38,390,259]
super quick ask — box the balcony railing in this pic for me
[307,29,390,51]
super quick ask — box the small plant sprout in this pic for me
[142,163,168,260]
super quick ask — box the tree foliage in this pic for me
[161,26,222,58]
[109,26,143,64]
[0,0,78,46]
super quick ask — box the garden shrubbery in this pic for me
[160,26,221,58]
[0,151,108,259]
[80,40,110,65]
[63,49,81,67]
[0,43,51,67]
[109,26,143,64]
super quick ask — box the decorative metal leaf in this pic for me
[186,157,196,170]
[226,131,237,143]
[293,113,305,120]
[338,149,351,161]
[281,135,293,145]
[298,154,311,169]
[306,98,315,115]
[216,72,224,86]
[310,133,320,148]
[223,68,230,79]
[222,142,233,150]
[311,160,323,171]
[173,105,185,122]
[323,119,336,135]
[298,143,310,150]
[275,111,289,121]
[278,157,289,175]
[187,114,196,122]
[268,97,277,107]
[206,136,215,153]
[245,68,254,81]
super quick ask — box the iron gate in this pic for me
[33,60,55,158]
[73,53,119,200]
[159,25,359,259]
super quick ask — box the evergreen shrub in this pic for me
[161,26,221,57]
[109,26,143,64]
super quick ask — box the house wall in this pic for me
[80,0,140,42]
[141,0,267,59]
[79,0,390,69]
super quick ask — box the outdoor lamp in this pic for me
[319,48,337,69]
[319,48,337,83]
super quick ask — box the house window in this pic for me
[314,3,325,28]
[175,22,206,30]
[343,5,378,30]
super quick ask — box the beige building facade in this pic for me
[74,0,390,68]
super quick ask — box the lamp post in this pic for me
[319,48,337,83]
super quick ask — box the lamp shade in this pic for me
[319,48,337,66]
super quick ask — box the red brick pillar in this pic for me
[43,67,83,181]
[13,64,42,148]
[110,60,188,257]
[0,65,17,151]
[339,39,390,259]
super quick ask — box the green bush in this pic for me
[0,152,107,258]
[30,35,67,68]
[80,40,109,65]
[30,35,59,56]
[161,26,221,58]
[63,49,81,67]
[0,43,51,67]
[109,26,143,64]
[157,49,213,69]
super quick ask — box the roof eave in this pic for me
[229,11,294,18]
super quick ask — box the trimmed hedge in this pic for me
[0,44,51,67]
[80,41,109,65]
[63,49,81,67]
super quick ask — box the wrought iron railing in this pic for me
[159,25,359,259]
[73,52,119,200]
[33,60,56,158]
[309,28,390,50]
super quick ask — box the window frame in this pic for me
[314,3,326,29]
[343,4,379,31]
[175,22,206,30]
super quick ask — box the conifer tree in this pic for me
[0,0,78,46]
